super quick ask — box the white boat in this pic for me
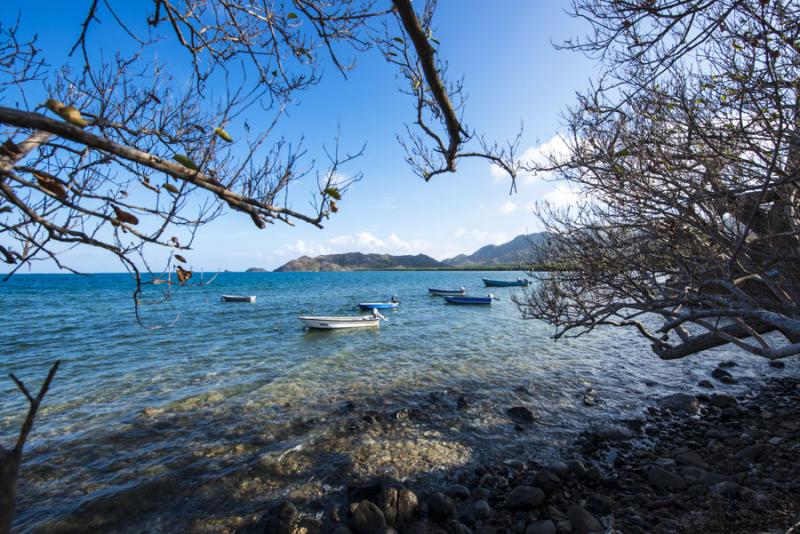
[222,295,256,303]
[299,315,383,329]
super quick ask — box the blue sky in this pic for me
[3,1,596,272]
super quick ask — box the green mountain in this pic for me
[442,232,547,267]
[273,252,442,272]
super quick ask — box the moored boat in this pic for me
[357,302,399,310]
[444,294,495,305]
[221,295,256,302]
[298,315,383,329]
[428,287,466,296]
[482,277,529,287]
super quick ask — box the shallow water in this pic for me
[0,271,793,532]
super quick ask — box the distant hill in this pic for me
[274,252,443,272]
[245,267,268,272]
[443,233,547,267]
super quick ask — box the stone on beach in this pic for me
[506,485,546,509]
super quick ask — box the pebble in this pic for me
[567,504,602,533]
[351,500,387,534]
[647,465,687,491]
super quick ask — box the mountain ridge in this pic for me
[270,233,545,272]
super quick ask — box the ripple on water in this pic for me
[1,271,793,533]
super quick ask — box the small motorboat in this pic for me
[357,302,399,310]
[482,277,529,287]
[428,287,466,296]
[299,314,385,329]
[444,294,496,305]
[222,295,256,302]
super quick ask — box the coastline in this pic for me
[247,368,800,534]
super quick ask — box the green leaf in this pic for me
[287,12,298,19]
[173,154,199,171]
[214,127,233,143]
[392,37,404,44]
[324,186,341,200]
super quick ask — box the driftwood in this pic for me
[0,361,59,534]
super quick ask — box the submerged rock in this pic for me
[506,406,536,424]
[263,501,299,534]
[658,393,699,413]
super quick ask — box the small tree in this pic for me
[0,1,520,530]
[517,0,800,360]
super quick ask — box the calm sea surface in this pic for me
[0,271,794,532]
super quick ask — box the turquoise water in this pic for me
[0,271,792,532]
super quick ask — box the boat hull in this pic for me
[222,295,256,302]
[299,316,381,329]
[444,296,493,305]
[482,278,529,287]
[357,303,399,310]
[428,288,465,296]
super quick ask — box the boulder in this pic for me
[351,500,387,534]
[697,380,714,389]
[506,406,536,424]
[380,484,417,526]
[673,449,709,470]
[506,485,546,509]
[534,469,562,493]
[658,393,699,413]
[647,465,687,491]
[585,493,614,515]
[264,501,299,534]
[769,360,785,369]
[567,505,603,533]
[526,520,557,534]
[709,394,738,409]
[473,499,492,520]
[547,461,570,478]
[427,492,455,523]
[718,360,738,368]
[566,459,587,477]
[443,484,471,500]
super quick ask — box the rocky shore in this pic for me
[249,369,800,534]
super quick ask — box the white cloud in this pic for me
[499,200,518,214]
[520,134,570,184]
[542,182,581,207]
[454,227,465,237]
[489,163,509,183]
[355,231,385,248]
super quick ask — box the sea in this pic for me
[0,271,793,532]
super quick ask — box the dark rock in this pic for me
[547,461,570,478]
[506,485,546,509]
[737,443,769,461]
[709,394,738,409]
[427,492,456,523]
[679,466,727,487]
[451,522,473,534]
[673,450,709,470]
[473,499,492,520]
[567,505,602,533]
[769,360,785,369]
[556,520,572,534]
[534,470,562,493]
[348,480,384,503]
[332,527,355,534]
[471,487,490,501]
[506,406,536,424]
[710,481,741,499]
[583,395,596,406]
[351,500,387,534]
[566,459,587,477]
[647,465,687,491]
[263,501,299,534]
[658,393,699,413]
[298,517,322,534]
[585,493,615,515]
[697,380,714,389]
[526,520,556,534]
[711,367,737,384]
[444,484,471,500]
[719,360,738,368]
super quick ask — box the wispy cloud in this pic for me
[542,182,581,206]
[489,134,570,185]
[499,200,518,214]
